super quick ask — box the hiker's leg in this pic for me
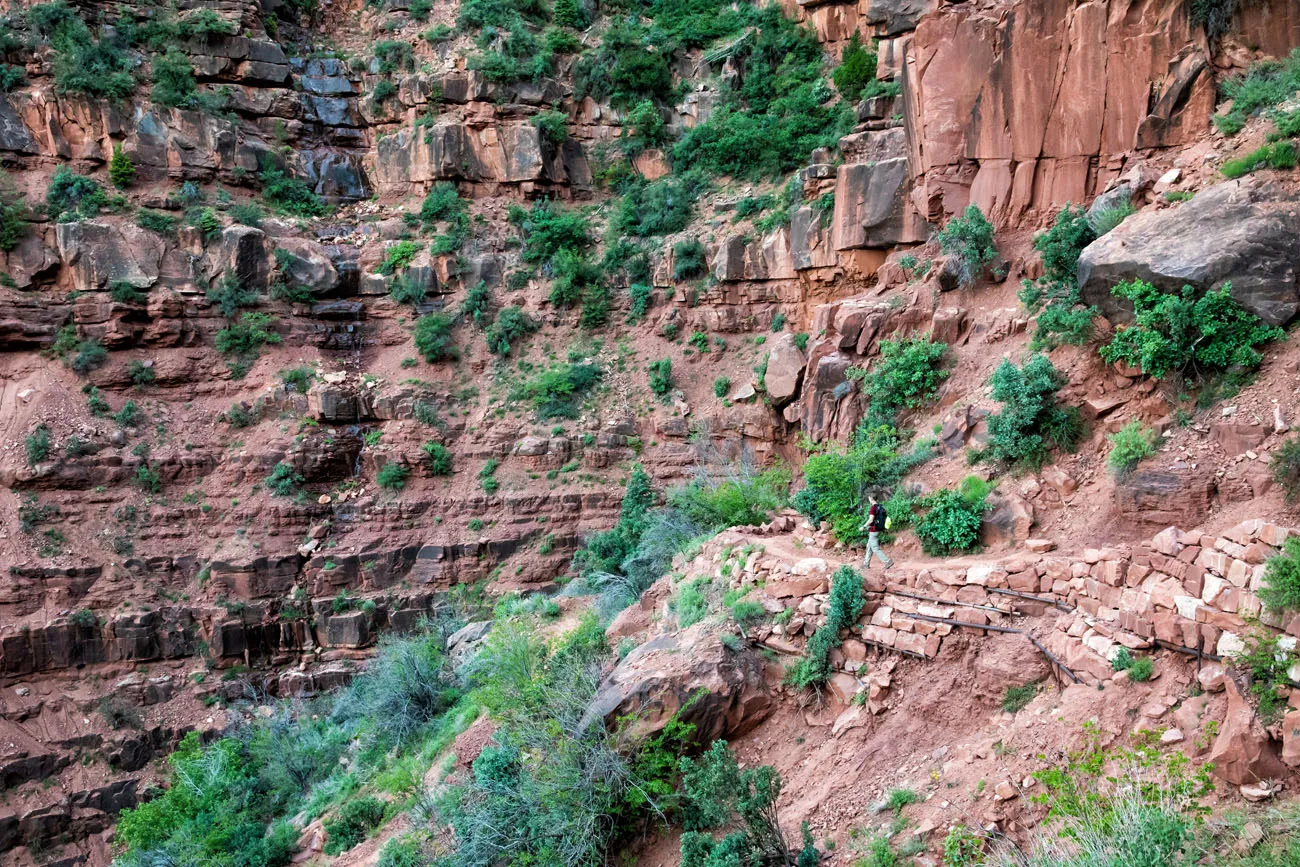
[866,533,882,567]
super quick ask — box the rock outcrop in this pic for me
[1077,178,1300,325]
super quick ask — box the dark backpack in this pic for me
[869,504,887,532]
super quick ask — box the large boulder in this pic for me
[763,332,806,406]
[55,221,165,293]
[831,157,926,250]
[1208,678,1287,785]
[583,622,774,745]
[219,226,272,291]
[1077,178,1300,326]
[274,238,339,295]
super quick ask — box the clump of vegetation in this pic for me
[136,209,181,236]
[1221,140,1297,178]
[672,238,708,280]
[207,273,258,317]
[785,565,865,689]
[792,422,932,545]
[910,476,990,556]
[1099,280,1283,380]
[1213,48,1300,136]
[1234,631,1297,721]
[509,362,603,420]
[28,2,136,100]
[1270,435,1300,503]
[108,144,135,188]
[485,306,538,355]
[648,358,673,397]
[0,179,29,251]
[1110,647,1154,682]
[46,166,106,220]
[25,424,51,467]
[1001,683,1038,713]
[1018,205,1098,348]
[858,334,948,424]
[1260,535,1300,614]
[937,204,997,288]
[422,441,453,475]
[1106,420,1158,477]
[980,354,1080,469]
[215,312,280,377]
[414,312,458,363]
[678,740,818,867]
[260,159,326,217]
[377,463,410,491]
[265,462,302,496]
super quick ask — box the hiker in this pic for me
[860,496,894,570]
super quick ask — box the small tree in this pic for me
[983,354,1080,469]
[414,312,457,362]
[937,204,997,287]
[1260,536,1300,614]
[108,144,135,188]
[1106,420,1157,476]
[831,31,876,100]
[648,358,673,397]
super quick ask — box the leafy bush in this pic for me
[413,312,457,362]
[1087,198,1134,235]
[110,281,148,305]
[713,376,731,399]
[530,110,568,144]
[151,50,199,107]
[35,6,136,100]
[109,144,135,188]
[861,334,948,423]
[46,166,105,220]
[614,174,703,238]
[792,423,932,545]
[134,463,161,493]
[515,198,592,265]
[461,281,494,328]
[937,204,997,287]
[1018,205,1099,349]
[113,400,141,427]
[942,825,984,867]
[1107,420,1157,476]
[215,312,280,376]
[0,180,27,252]
[668,466,789,530]
[679,740,816,867]
[1099,281,1283,379]
[983,354,1080,469]
[260,160,326,217]
[378,240,423,275]
[265,462,302,496]
[509,362,603,419]
[1214,49,1300,135]
[377,463,409,490]
[26,425,50,466]
[0,64,26,91]
[136,209,181,236]
[323,796,385,855]
[1001,683,1037,713]
[207,274,258,317]
[832,31,877,100]
[911,477,988,556]
[648,358,673,397]
[785,565,865,689]
[485,306,538,355]
[1221,140,1297,178]
[673,238,708,280]
[422,441,453,475]
[1271,435,1300,502]
[68,337,107,375]
[1260,535,1300,613]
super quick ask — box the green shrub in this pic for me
[461,281,493,327]
[377,837,423,867]
[713,376,731,399]
[509,362,603,419]
[113,400,141,427]
[265,462,302,496]
[530,109,568,143]
[229,202,263,227]
[983,354,1080,469]
[1270,435,1300,502]
[260,160,326,217]
[614,174,703,238]
[25,425,50,466]
[377,463,410,490]
[1221,140,1298,178]
[937,204,997,287]
[672,238,708,280]
[322,796,385,855]
[215,312,280,376]
[108,144,135,188]
[190,207,223,242]
[1106,420,1157,476]
[46,166,105,220]
[389,273,426,307]
[127,359,154,385]
[1087,199,1134,235]
[785,565,864,689]
[792,423,932,545]
[151,49,198,107]
[136,209,180,236]
[485,306,538,355]
[832,31,877,100]
[68,338,107,374]
[1260,535,1300,613]
[648,358,673,397]
[913,477,988,556]
[1214,49,1300,136]
[414,312,457,362]
[515,198,592,264]
[1099,281,1283,379]
[378,240,423,275]
[37,8,135,100]
[1127,656,1154,682]
[109,281,147,304]
[478,458,499,494]
[422,441,453,475]
[1018,205,1098,348]
[207,273,258,317]
[177,8,238,39]
[0,181,27,252]
[861,334,948,422]
[280,366,315,394]
[68,607,99,628]
[1001,683,1037,713]
[0,64,26,92]
[134,463,161,493]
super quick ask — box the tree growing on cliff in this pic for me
[937,204,998,288]
[831,31,876,101]
[981,354,1080,469]
[109,144,135,188]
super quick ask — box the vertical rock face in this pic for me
[903,0,1211,226]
